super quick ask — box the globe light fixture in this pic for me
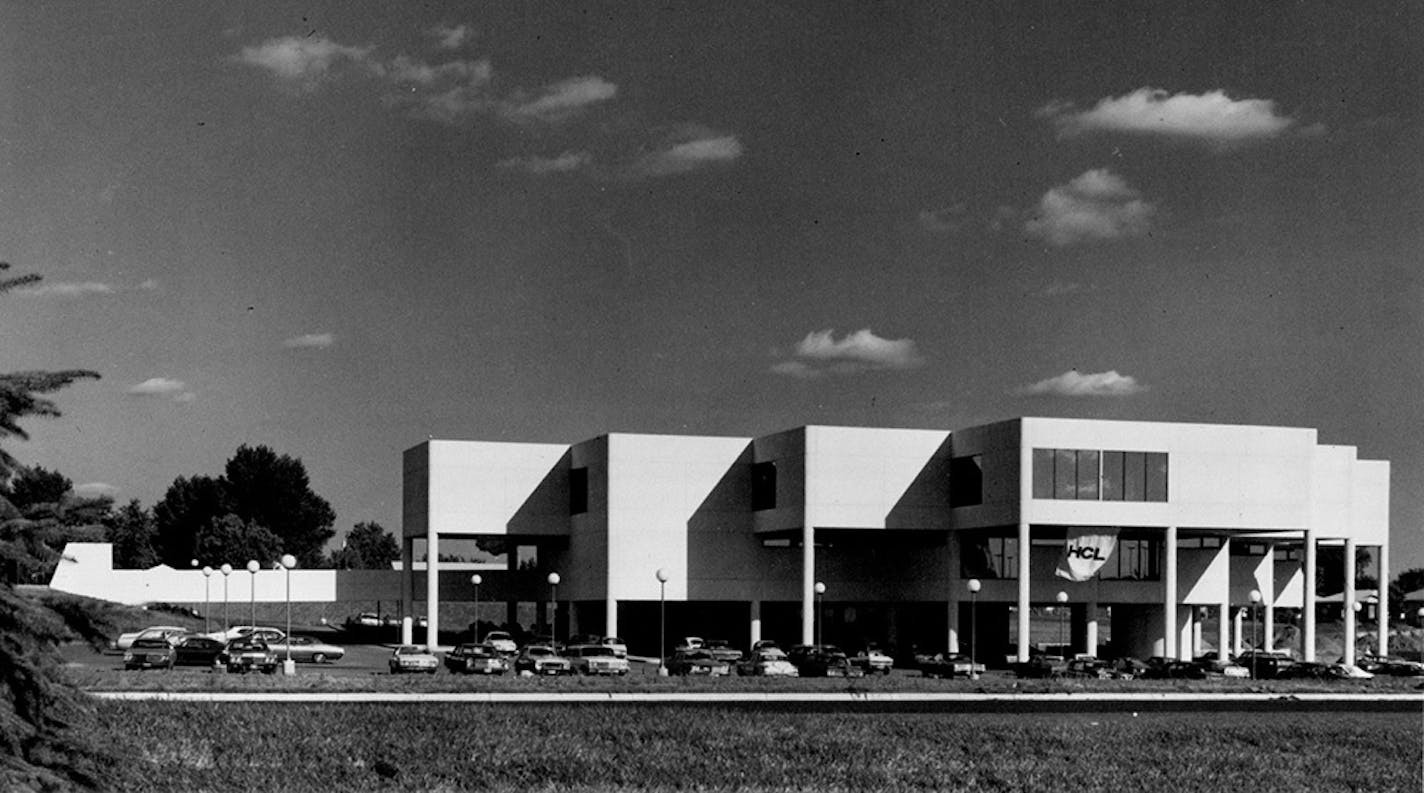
[280,554,297,674]
[655,568,669,676]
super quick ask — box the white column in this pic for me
[1016,521,1031,662]
[1262,542,1275,652]
[1164,525,1178,660]
[425,530,440,650]
[1219,537,1232,662]
[802,525,815,646]
[749,599,762,646]
[606,595,618,641]
[1343,538,1357,666]
[1232,607,1244,655]
[947,534,960,654]
[1378,542,1390,657]
[400,537,414,627]
[1086,601,1099,657]
[1191,611,1203,658]
[1303,529,1317,661]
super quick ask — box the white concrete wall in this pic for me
[404,439,570,538]
[1350,459,1390,546]
[802,426,951,531]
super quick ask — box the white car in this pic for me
[113,625,188,651]
[567,644,630,676]
[736,648,800,677]
[853,646,895,675]
[389,645,439,674]
[600,636,629,658]
[482,630,518,656]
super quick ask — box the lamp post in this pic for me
[280,554,296,675]
[656,568,669,676]
[220,564,233,634]
[967,579,981,679]
[1249,589,1262,679]
[201,566,213,634]
[246,560,260,628]
[470,574,482,642]
[814,582,827,647]
[1055,591,1068,657]
[547,572,560,645]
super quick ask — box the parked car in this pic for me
[481,630,519,656]
[1014,654,1067,679]
[1062,655,1112,679]
[916,652,984,679]
[347,612,383,628]
[567,644,631,676]
[224,638,278,674]
[852,645,894,675]
[266,635,345,664]
[675,636,706,652]
[445,643,509,675]
[667,648,731,676]
[113,625,188,651]
[514,645,573,676]
[210,625,286,644]
[736,647,799,677]
[600,636,629,658]
[389,645,440,674]
[1141,656,1207,680]
[124,637,177,670]
[1357,655,1424,676]
[172,635,226,667]
[1234,650,1297,680]
[750,639,781,653]
[1194,654,1250,678]
[703,639,743,664]
[792,645,864,678]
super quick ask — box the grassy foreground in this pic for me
[92,703,1419,792]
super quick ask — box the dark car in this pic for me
[666,649,731,676]
[792,645,865,678]
[916,652,984,679]
[1142,656,1206,680]
[702,639,743,664]
[1234,650,1297,680]
[1357,655,1424,676]
[173,635,226,667]
[124,637,176,670]
[1014,655,1067,679]
[224,638,278,674]
[445,643,509,675]
[1062,655,1113,679]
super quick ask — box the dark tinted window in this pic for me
[1032,449,1055,499]
[751,461,776,511]
[570,468,588,514]
[949,455,983,507]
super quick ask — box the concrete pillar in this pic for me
[1262,543,1275,652]
[1164,525,1178,659]
[1303,529,1317,661]
[1219,536,1232,662]
[1086,601,1099,657]
[606,595,618,640]
[1232,607,1245,655]
[1016,521,1031,662]
[947,536,960,654]
[400,537,414,644]
[750,600,762,646]
[1191,610,1203,658]
[1378,542,1390,657]
[506,546,519,629]
[1343,538,1357,666]
[425,530,439,650]
[802,524,815,646]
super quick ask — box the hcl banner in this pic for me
[1055,527,1119,582]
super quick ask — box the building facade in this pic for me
[402,418,1392,663]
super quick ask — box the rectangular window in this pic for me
[751,461,776,511]
[1053,449,1077,499]
[1075,449,1100,500]
[960,534,1018,579]
[949,455,983,507]
[1123,452,1146,501]
[569,468,588,515]
[1145,452,1168,502]
[1101,451,1124,501]
[1100,538,1160,580]
[1032,448,1055,499]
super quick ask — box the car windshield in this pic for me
[132,639,169,649]
[527,647,554,657]
[757,649,788,660]
[581,647,615,657]
[486,632,511,641]
[397,646,425,655]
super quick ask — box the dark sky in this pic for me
[3,2,1421,571]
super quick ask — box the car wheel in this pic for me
[312,653,326,664]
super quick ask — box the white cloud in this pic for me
[431,24,472,50]
[74,482,120,498]
[772,328,926,377]
[629,128,744,178]
[1039,88,1298,146]
[237,36,373,89]
[497,151,593,175]
[918,203,971,234]
[127,377,196,402]
[1020,369,1146,397]
[14,281,115,298]
[1024,169,1155,246]
[137,279,159,290]
[282,332,335,349]
[501,75,618,123]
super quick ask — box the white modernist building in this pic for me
[402,418,1392,663]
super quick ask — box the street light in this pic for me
[656,568,669,676]
[246,560,260,628]
[814,582,827,647]
[201,566,213,633]
[1055,591,1069,657]
[280,554,296,675]
[547,572,560,645]
[220,564,233,634]
[1249,589,1262,679]
[967,579,981,679]
[470,574,482,642]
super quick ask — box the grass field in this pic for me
[90,703,1421,792]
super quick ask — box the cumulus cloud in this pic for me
[430,24,472,50]
[629,127,744,179]
[237,36,372,89]
[74,482,120,498]
[501,75,618,123]
[1039,88,1298,146]
[282,332,335,349]
[127,377,195,402]
[1024,169,1155,246]
[772,328,926,378]
[497,151,593,175]
[14,281,115,298]
[1019,369,1146,397]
